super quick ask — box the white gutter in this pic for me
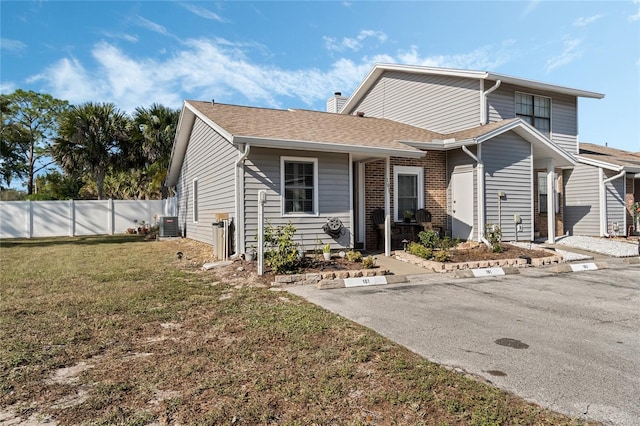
[232,135,426,159]
[235,143,250,253]
[599,168,626,237]
[461,145,491,248]
[481,80,501,125]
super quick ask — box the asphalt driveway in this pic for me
[288,265,640,425]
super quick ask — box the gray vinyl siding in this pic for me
[176,118,238,245]
[482,133,533,241]
[243,147,351,252]
[352,71,481,133]
[446,148,477,238]
[605,171,626,234]
[487,82,578,152]
[563,164,600,236]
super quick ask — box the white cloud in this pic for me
[27,56,105,105]
[521,1,540,18]
[396,42,513,71]
[180,3,227,23]
[102,32,139,43]
[1,38,27,51]
[0,81,17,94]
[545,38,582,73]
[629,0,640,22]
[573,14,603,27]
[324,30,387,52]
[135,16,169,36]
[25,36,516,113]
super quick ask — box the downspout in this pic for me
[481,80,501,125]
[600,168,625,237]
[462,145,491,248]
[235,143,250,253]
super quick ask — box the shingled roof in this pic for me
[577,143,640,171]
[187,101,444,152]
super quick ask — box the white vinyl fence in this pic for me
[0,198,176,239]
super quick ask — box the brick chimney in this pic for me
[326,92,348,113]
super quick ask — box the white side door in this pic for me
[451,170,474,240]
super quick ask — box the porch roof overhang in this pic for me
[400,119,577,168]
[575,155,640,174]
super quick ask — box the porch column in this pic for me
[546,161,556,243]
[384,157,391,256]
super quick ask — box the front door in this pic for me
[452,170,474,240]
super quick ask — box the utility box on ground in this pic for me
[159,216,180,237]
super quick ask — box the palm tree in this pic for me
[131,104,179,197]
[53,103,131,200]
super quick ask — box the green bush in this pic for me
[418,230,440,249]
[263,222,300,274]
[434,249,451,262]
[361,256,376,269]
[345,250,363,262]
[439,236,460,250]
[407,241,432,259]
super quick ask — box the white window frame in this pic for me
[280,156,319,217]
[192,177,199,223]
[393,166,424,222]
[537,172,559,214]
[515,91,552,137]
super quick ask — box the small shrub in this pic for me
[418,230,440,249]
[345,250,363,262]
[434,249,451,262]
[322,243,331,253]
[439,236,460,250]
[361,256,376,269]
[264,222,300,274]
[407,242,432,259]
[485,223,503,253]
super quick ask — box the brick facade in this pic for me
[364,152,447,250]
[625,176,639,235]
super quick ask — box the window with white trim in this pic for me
[537,172,559,214]
[192,178,198,222]
[394,166,424,222]
[516,92,551,136]
[281,157,318,215]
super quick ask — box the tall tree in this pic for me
[53,102,131,200]
[0,90,69,193]
[130,104,179,198]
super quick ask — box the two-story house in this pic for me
[165,63,605,257]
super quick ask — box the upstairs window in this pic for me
[281,157,318,215]
[516,92,551,136]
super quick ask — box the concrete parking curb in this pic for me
[548,262,609,273]
[453,267,520,279]
[317,274,408,290]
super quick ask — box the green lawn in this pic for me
[0,236,591,425]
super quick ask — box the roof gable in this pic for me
[341,63,604,115]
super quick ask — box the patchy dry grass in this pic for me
[1,236,592,425]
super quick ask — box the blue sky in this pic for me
[1,1,639,153]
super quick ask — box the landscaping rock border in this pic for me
[394,249,562,273]
[272,268,390,287]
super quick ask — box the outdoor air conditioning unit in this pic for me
[159,216,180,237]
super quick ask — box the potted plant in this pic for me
[322,244,332,260]
[403,210,414,223]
